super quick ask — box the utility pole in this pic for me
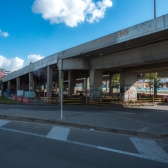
[154,0,156,18]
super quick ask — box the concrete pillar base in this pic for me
[120,72,137,101]
[89,70,103,101]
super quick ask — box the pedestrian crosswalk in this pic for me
[0,119,10,127]
[46,126,70,140]
[130,137,168,161]
[0,119,168,164]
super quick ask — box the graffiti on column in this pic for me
[90,87,102,100]
[120,85,137,101]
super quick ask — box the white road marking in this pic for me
[0,119,10,127]
[97,146,168,164]
[130,137,168,161]
[0,127,46,138]
[46,126,70,140]
[0,125,168,164]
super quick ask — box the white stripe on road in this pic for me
[46,126,70,141]
[0,119,10,127]
[0,127,46,138]
[130,137,168,160]
[0,126,168,164]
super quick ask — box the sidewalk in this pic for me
[0,104,168,138]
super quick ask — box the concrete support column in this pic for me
[47,65,52,94]
[109,74,112,96]
[107,80,109,92]
[106,80,108,91]
[120,72,137,101]
[22,81,25,90]
[83,78,87,93]
[29,72,34,91]
[90,70,103,90]
[68,70,75,97]
[16,77,20,91]
[1,83,4,92]
[34,80,37,92]
[55,83,57,91]
[87,77,90,91]
[7,81,11,90]
[89,70,103,101]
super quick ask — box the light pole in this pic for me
[154,0,156,18]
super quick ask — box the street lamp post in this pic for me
[154,0,156,18]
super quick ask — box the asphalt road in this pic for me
[0,119,168,168]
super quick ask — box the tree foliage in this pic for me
[111,74,120,90]
[144,72,160,97]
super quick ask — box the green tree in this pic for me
[144,72,160,97]
[110,74,120,94]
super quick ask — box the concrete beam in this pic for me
[89,40,168,70]
[60,58,90,70]
[2,54,58,82]
[59,14,168,60]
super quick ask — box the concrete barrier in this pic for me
[12,96,17,101]
[22,98,30,104]
[17,97,23,102]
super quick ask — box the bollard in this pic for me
[153,94,154,106]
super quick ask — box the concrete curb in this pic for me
[0,115,167,139]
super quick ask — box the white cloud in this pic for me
[32,0,112,27]
[0,54,44,72]
[0,55,24,71]
[27,54,44,63]
[0,29,9,37]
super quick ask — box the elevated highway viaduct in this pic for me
[1,14,168,101]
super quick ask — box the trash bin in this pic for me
[6,89,11,97]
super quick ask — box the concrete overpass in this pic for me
[1,14,168,101]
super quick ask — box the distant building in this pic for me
[0,69,11,78]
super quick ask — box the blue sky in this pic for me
[0,0,168,71]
